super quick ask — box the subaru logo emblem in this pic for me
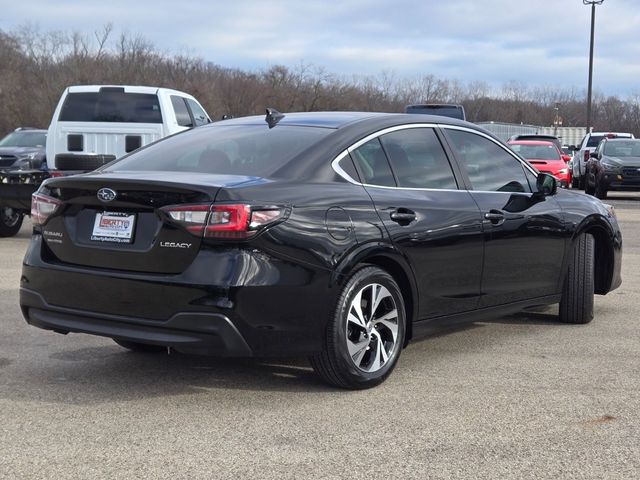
[97,188,117,203]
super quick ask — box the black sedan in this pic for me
[585,137,640,199]
[21,111,622,389]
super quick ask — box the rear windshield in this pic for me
[59,92,163,123]
[0,131,46,147]
[106,124,332,177]
[586,135,605,148]
[510,143,560,160]
[405,105,465,119]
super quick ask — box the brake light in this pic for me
[584,150,590,162]
[31,193,61,225]
[161,203,285,239]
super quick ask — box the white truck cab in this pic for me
[46,85,211,172]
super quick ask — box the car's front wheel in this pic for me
[0,208,24,237]
[311,266,406,389]
[558,233,594,324]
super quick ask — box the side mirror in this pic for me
[590,151,599,159]
[561,154,571,162]
[535,173,557,196]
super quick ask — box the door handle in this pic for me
[484,210,505,225]
[390,210,416,224]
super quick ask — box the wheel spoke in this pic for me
[367,331,388,372]
[370,285,391,319]
[349,338,369,366]
[349,289,367,327]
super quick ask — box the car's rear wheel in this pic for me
[113,339,167,353]
[310,266,406,389]
[0,208,24,237]
[558,233,594,324]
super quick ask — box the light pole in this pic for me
[584,0,604,135]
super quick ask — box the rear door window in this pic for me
[59,92,163,123]
[171,96,193,127]
[379,128,458,189]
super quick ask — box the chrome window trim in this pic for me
[332,123,461,192]
[331,123,539,193]
[441,125,539,176]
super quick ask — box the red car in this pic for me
[508,140,571,187]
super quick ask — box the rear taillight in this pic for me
[31,193,61,225]
[162,203,286,239]
[584,150,590,162]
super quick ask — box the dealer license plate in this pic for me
[91,211,136,243]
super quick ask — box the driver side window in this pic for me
[445,129,531,193]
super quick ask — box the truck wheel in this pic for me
[310,266,406,389]
[585,178,595,195]
[0,208,24,237]
[558,233,594,324]
[595,181,608,200]
[571,175,579,189]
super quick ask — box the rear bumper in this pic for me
[20,235,335,356]
[21,288,253,356]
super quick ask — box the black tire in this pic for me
[595,181,608,200]
[0,208,24,237]
[310,266,406,389]
[585,179,595,195]
[113,339,166,353]
[558,233,594,324]
[577,174,585,190]
[571,174,580,189]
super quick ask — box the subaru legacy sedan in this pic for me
[21,111,622,389]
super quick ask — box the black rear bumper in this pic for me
[20,287,253,356]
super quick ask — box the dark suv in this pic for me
[0,128,48,236]
[0,128,47,170]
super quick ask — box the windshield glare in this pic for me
[0,131,46,148]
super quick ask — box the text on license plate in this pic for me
[91,211,136,243]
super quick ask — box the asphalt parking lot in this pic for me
[1,192,639,480]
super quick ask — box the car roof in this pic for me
[213,111,473,130]
[65,85,191,96]
[601,137,640,142]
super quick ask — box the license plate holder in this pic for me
[91,211,136,244]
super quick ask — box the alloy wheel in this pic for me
[345,283,399,373]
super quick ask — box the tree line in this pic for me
[2,25,640,138]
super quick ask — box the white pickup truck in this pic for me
[47,85,211,172]
[0,85,211,237]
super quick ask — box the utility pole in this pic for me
[584,0,604,135]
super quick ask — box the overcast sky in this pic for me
[2,0,639,96]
